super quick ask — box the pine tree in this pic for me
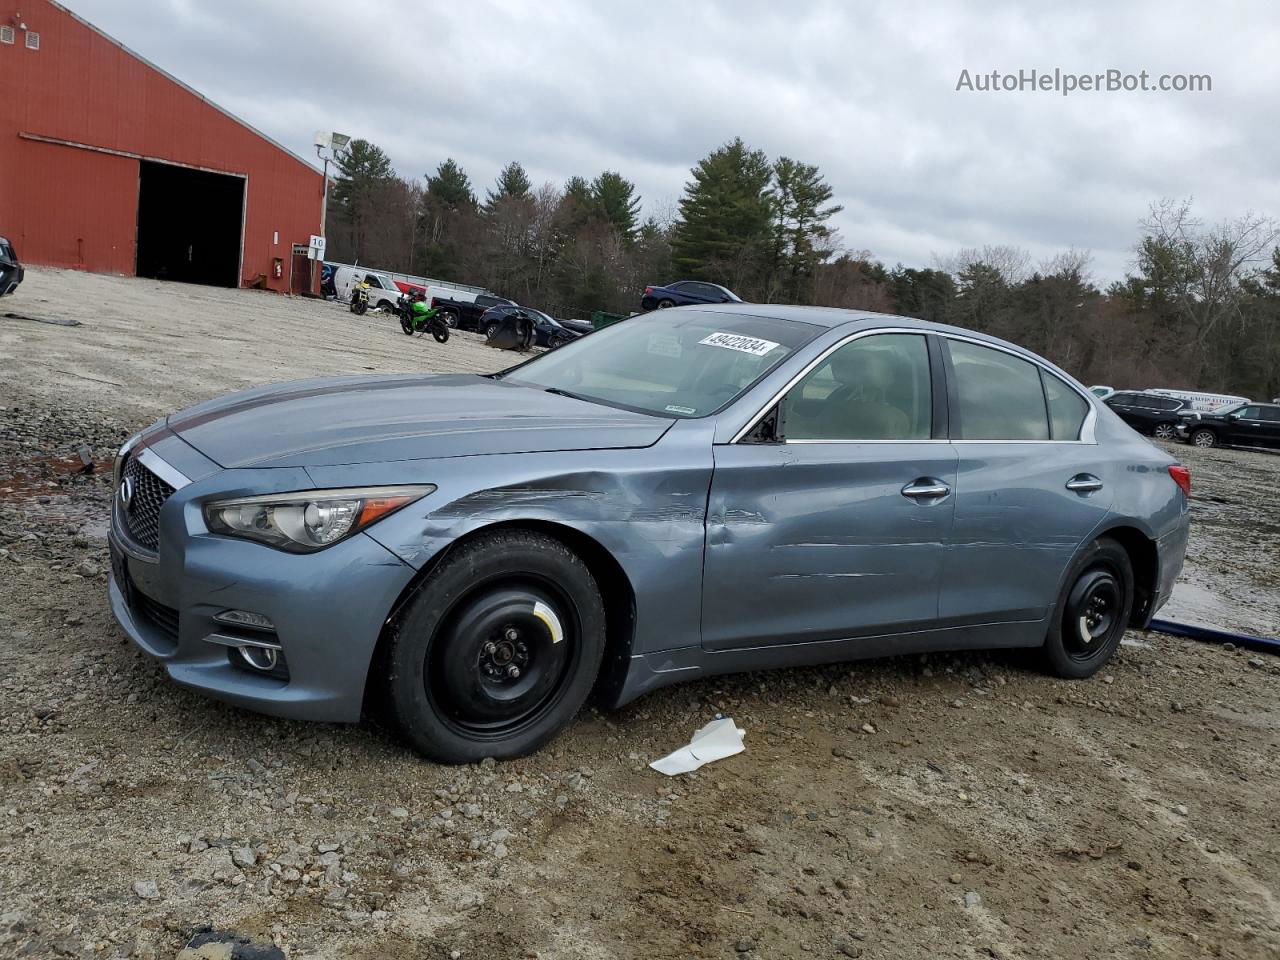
[671,138,774,290]
[330,139,396,263]
[485,162,532,209]
[770,157,842,301]
[590,171,641,241]
[426,158,475,209]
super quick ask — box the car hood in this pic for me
[166,374,674,468]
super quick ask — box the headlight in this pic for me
[204,485,434,553]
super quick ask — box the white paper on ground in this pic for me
[649,717,746,775]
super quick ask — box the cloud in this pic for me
[66,0,1280,283]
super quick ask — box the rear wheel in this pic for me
[386,530,606,763]
[1041,538,1133,679]
[1191,428,1217,448]
[432,323,450,344]
[1153,422,1177,440]
[440,310,459,328]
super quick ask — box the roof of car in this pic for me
[692,301,942,331]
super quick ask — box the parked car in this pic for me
[107,306,1189,763]
[1177,401,1280,449]
[0,235,23,296]
[478,305,580,348]
[555,316,595,337]
[432,293,516,330]
[1103,391,1189,439]
[641,280,742,311]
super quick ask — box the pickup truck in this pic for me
[431,292,516,330]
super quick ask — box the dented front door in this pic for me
[701,441,958,651]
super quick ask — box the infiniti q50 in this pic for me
[108,306,1190,762]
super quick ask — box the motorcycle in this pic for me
[349,280,370,315]
[395,293,450,343]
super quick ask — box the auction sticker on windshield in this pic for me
[698,332,781,356]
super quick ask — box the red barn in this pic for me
[0,1,322,292]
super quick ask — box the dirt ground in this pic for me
[1,268,1278,960]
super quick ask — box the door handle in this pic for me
[1066,474,1104,493]
[901,478,951,500]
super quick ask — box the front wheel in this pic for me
[1041,538,1133,679]
[386,530,606,763]
[399,316,414,335]
[353,299,367,316]
[1153,422,1177,440]
[657,298,675,309]
[1191,428,1217,448]
[485,322,499,339]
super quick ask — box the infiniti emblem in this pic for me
[118,476,134,511]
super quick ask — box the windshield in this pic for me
[505,310,820,418]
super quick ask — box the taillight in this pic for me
[1168,465,1191,497]
[644,286,653,294]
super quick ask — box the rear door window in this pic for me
[947,340,1050,440]
[1042,371,1089,440]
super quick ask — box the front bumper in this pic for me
[106,441,419,723]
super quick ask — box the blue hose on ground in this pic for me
[1149,618,1280,656]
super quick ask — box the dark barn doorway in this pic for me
[136,161,244,287]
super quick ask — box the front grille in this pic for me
[120,455,175,551]
[134,589,180,640]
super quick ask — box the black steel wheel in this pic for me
[1042,537,1133,679]
[386,529,606,763]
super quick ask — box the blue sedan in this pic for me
[107,306,1190,762]
[641,279,742,311]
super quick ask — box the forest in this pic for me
[324,138,1280,399]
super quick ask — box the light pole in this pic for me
[313,131,351,245]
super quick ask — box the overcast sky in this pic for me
[67,0,1280,284]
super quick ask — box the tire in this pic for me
[432,323,450,344]
[1041,537,1134,679]
[1153,422,1177,440]
[399,316,414,335]
[485,322,499,339]
[657,298,675,309]
[377,300,394,313]
[550,334,571,350]
[386,530,607,763]
[440,310,459,328]
[353,299,367,316]
[1191,428,1217,448]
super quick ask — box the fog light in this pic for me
[214,609,275,631]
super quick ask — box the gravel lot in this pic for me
[1,268,1278,960]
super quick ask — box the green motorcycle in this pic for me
[396,293,450,343]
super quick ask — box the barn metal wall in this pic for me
[0,0,322,291]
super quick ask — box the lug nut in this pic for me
[506,664,521,679]
[484,641,497,655]
[505,628,519,641]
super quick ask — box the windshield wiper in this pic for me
[545,387,589,402]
